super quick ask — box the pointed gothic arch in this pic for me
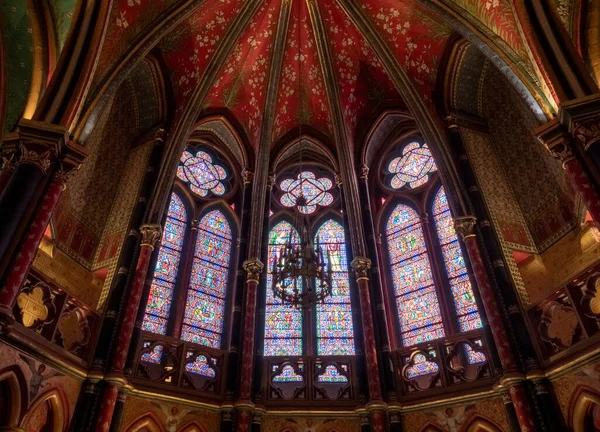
[0,365,27,428]
[569,386,600,432]
[20,388,68,432]
[461,415,504,432]
[123,412,164,432]
[178,419,207,432]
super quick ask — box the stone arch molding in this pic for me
[123,412,164,432]
[570,387,600,432]
[19,388,69,432]
[0,366,27,428]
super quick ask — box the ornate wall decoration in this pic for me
[16,283,54,329]
[551,361,600,422]
[270,363,306,400]
[262,416,360,432]
[56,308,91,353]
[539,301,581,350]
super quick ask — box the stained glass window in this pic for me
[314,220,355,355]
[317,365,349,383]
[264,221,303,356]
[181,209,232,349]
[177,150,228,197]
[279,171,334,214]
[385,203,445,346]
[432,187,482,332]
[388,142,437,189]
[142,193,187,335]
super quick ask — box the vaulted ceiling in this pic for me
[0,0,585,143]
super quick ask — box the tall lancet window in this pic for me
[142,193,187,335]
[264,221,303,356]
[315,219,355,355]
[181,210,232,348]
[142,146,236,351]
[381,140,482,348]
[264,168,356,358]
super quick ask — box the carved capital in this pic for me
[54,142,88,187]
[190,219,199,231]
[445,114,460,130]
[0,140,18,174]
[242,169,254,185]
[243,258,264,282]
[454,216,477,240]
[139,224,162,249]
[335,173,343,187]
[154,127,167,143]
[535,119,576,168]
[267,173,276,188]
[561,94,600,150]
[351,257,372,281]
[14,119,69,174]
[359,165,369,180]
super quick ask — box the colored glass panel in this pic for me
[279,171,334,214]
[386,203,445,347]
[317,365,349,383]
[273,365,304,382]
[177,150,228,197]
[388,142,437,189]
[181,210,232,349]
[315,219,355,355]
[432,187,482,332]
[185,353,216,378]
[405,352,439,379]
[264,221,303,356]
[142,193,187,334]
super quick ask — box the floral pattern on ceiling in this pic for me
[321,0,401,143]
[92,0,180,90]
[271,0,333,144]
[204,0,280,147]
[449,0,527,59]
[161,0,245,108]
[360,0,452,101]
[49,0,77,50]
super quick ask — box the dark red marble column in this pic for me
[351,257,387,431]
[455,217,537,431]
[95,224,162,431]
[235,259,263,432]
[0,144,86,326]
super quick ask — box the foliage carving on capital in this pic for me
[243,258,264,282]
[242,169,254,184]
[454,216,477,240]
[335,173,343,187]
[0,143,18,173]
[267,173,276,187]
[139,224,162,249]
[154,127,167,143]
[351,257,371,280]
[14,120,70,174]
[535,120,575,168]
[55,142,88,186]
[572,118,600,150]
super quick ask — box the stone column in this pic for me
[454,217,537,431]
[226,170,253,399]
[351,257,386,432]
[388,411,402,432]
[537,119,600,228]
[235,258,263,432]
[0,144,85,326]
[220,409,234,432]
[356,166,396,397]
[95,224,162,432]
[0,120,68,271]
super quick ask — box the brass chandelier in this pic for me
[270,196,333,309]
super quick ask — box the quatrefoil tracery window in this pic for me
[279,171,334,214]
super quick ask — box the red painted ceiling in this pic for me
[101,0,458,150]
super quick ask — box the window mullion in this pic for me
[167,219,199,338]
